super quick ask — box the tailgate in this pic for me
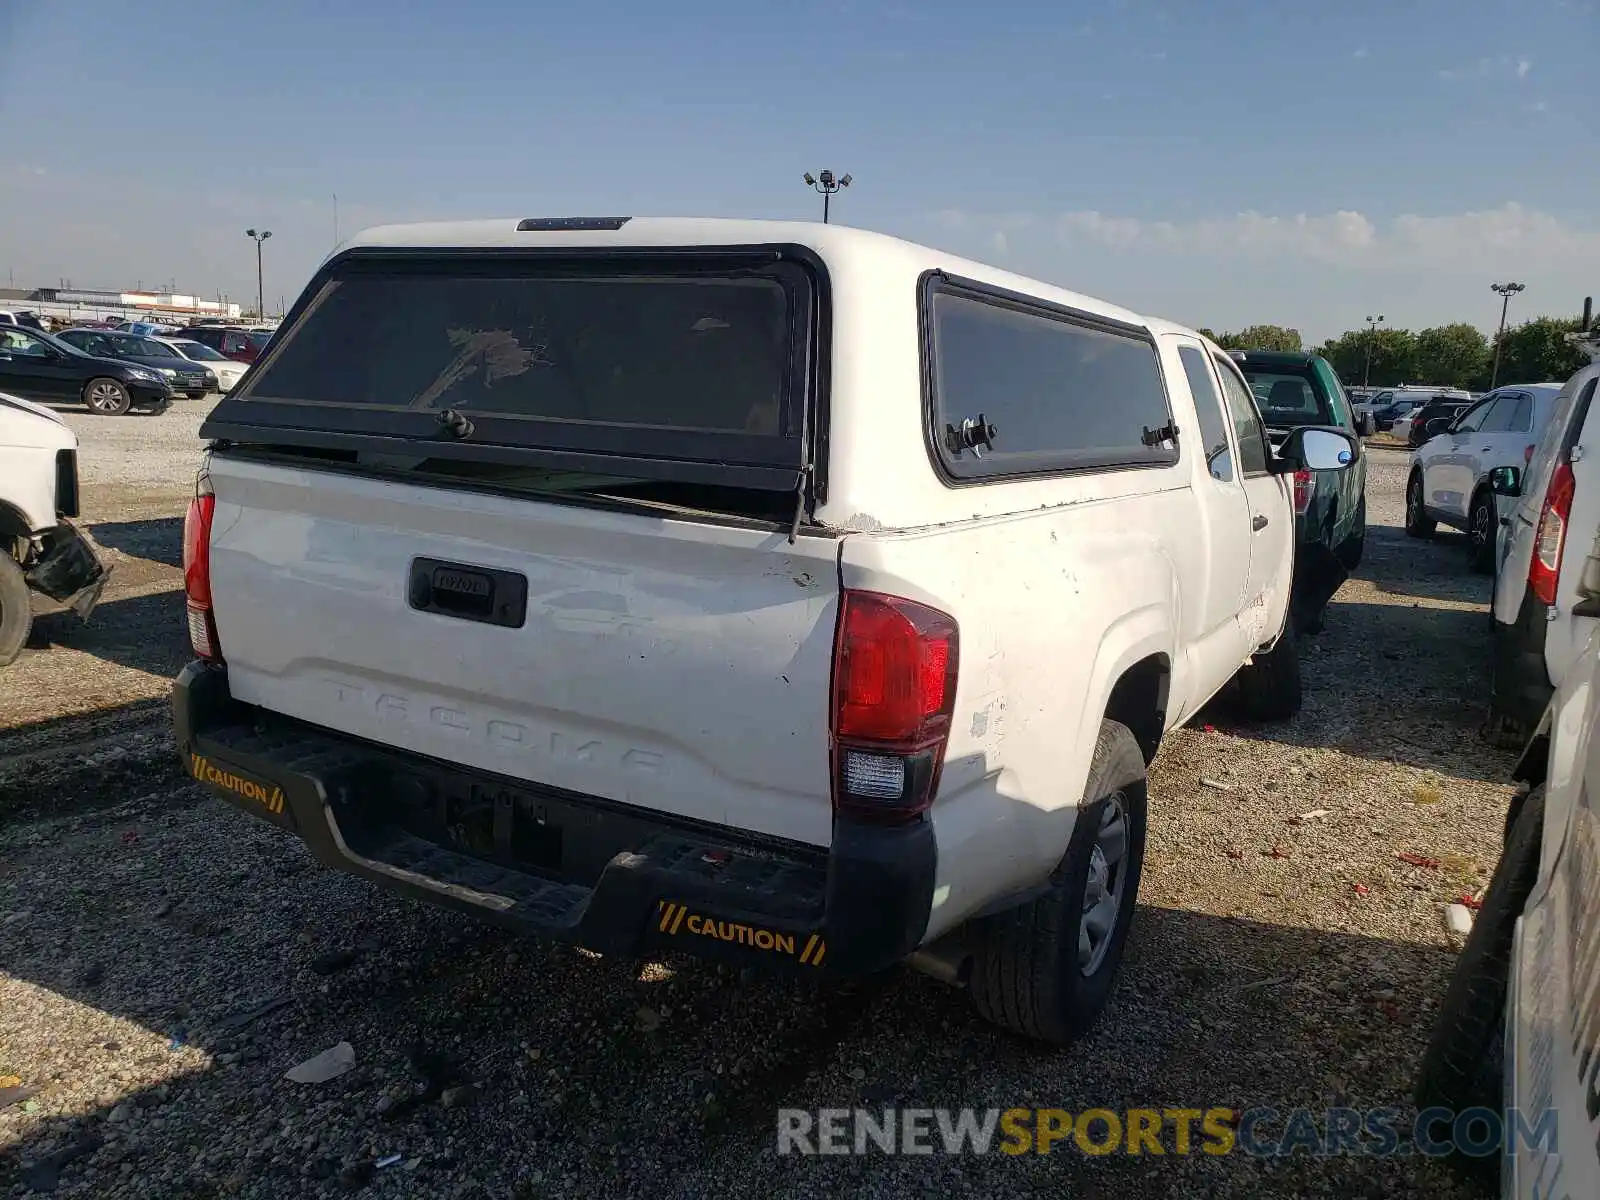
[206,455,841,847]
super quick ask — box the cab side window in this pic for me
[1212,355,1270,476]
[1177,345,1234,483]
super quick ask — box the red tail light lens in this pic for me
[1530,462,1575,606]
[1292,469,1313,515]
[831,591,958,821]
[1524,443,1536,466]
[183,474,222,661]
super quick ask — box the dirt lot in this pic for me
[1,416,1511,1199]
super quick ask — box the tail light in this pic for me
[183,471,222,661]
[1292,470,1313,515]
[1529,462,1575,606]
[1525,443,1536,466]
[830,590,958,822]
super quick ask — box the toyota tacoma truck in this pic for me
[173,218,1356,1044]
[0,391,111,666]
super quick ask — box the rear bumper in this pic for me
[172,662,935,977]
[1491,592,1553,740]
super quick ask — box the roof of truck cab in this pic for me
[338,216,1157,334]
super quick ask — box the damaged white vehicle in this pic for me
[0,391,111,665]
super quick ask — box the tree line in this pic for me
[1196,317,1593,392]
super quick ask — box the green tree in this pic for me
[1207,324,1302,352]
[1413,323,1490,390]
[1318,327,1418,388]
[1491,316,1590,388]
[1230,324,1303,352]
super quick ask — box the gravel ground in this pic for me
[1,433,1510,1199]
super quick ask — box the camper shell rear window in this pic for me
[201,248,826,493]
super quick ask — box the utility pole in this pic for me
[802,169,852,223]
[1363,314,1384,388]
[245,229,272,318]
[1489,282,1526,390]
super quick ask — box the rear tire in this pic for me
[968,720,1147,1046]
[1414,785,1545,1181]
[84,377,131,415]
[1236,619,1302,722]
[1405,472,1435,538]
[1467,489,1496,575]
[0,554,32,668]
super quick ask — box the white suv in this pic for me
[1405,384,1567,572]
[170,217,1355,1044]
[1488,356,1600,746]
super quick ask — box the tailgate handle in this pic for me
[408,558,528,629]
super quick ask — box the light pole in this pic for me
[1363,314,1384,388]
[1489,282,1526,390]
[245,229,272,319]
[802,169,852,223]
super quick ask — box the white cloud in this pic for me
[933,202,1600,272]
[1352,47,1370,59]
[1439,54,1532,81]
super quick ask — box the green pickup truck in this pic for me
[1232,350,1369,633]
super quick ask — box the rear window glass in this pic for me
[1239,367,1334,427]
[926,283,1176,480]
[243,271,791,435]
[209,252,818,480]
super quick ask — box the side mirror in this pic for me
[1489,466,1522,497]
[1272,426,1358,474]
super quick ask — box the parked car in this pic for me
[0,391,112,665]
[173,217,1358,1047]
[0,326,173,414]
[1414,520,1600,1194]
[1370,394,1427,432]
[1398,397,1474,447]
[154,337,249,392]
[1405,384,1566,571]
[1487,359,1600,746]
[1232,350,1369,632]
[55,328,218,399]
[181,325,272,363]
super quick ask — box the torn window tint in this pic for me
[239,270,795,437]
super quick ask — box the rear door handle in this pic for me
[1252,514,1269,531]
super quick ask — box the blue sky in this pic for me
[1,0,1595,341]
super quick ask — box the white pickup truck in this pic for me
[173,218,1358,1043]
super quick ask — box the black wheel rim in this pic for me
[1471,502,1491,551]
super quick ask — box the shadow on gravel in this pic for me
[0,809,1482,1200]
[25,589,189,679]
[90,519,183,570]
[1354,526,1492,608]
[1202,596,1512,786]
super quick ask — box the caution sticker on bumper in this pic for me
[189,754,284,815]
[656,902,825,967]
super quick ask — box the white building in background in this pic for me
[0,285,244,325]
